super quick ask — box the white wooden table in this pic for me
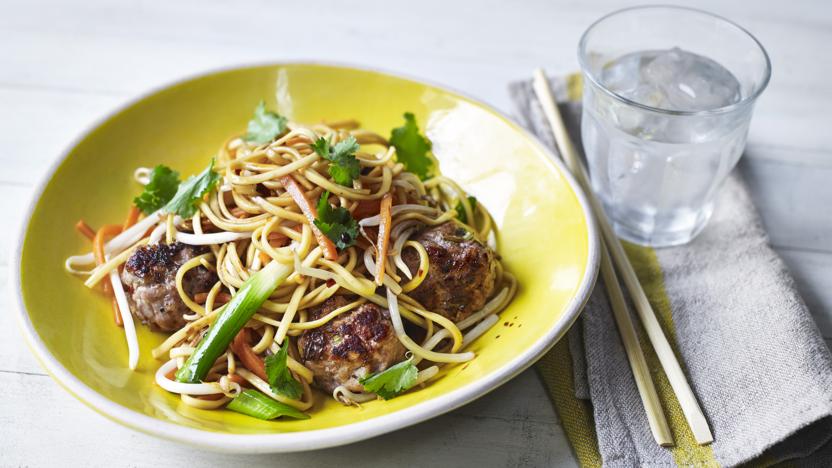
[2,1,830,466]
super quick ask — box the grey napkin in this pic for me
[510,75,832,467]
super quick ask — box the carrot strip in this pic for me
[374,193,393,285]
[122,206,140,230]
[111,297,124,326]
[94,224,124,325]
[280,175,338,260]
[197,393,226,401]
[230,328,268,381]
[352,199,381,220]
[258,252,271,265]
[75,220,96,241]
[142,224,157,239]
[93,225,124,292]
[230,207,249,219]
[267,232,290,248]
[193,292,232,305]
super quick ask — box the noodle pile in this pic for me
[67,116,516,413]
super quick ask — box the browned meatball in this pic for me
[120,242,217,332]
[298,296,406,393]
[402,222,497,323]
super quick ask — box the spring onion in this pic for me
[226,389,309,420]
[175,261,293,383]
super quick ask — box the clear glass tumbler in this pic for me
[578,6,771,247]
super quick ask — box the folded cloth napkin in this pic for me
[509,74,832,467]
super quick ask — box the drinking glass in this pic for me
[578,6,771,246]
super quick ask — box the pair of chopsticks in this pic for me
[532,69,713,447]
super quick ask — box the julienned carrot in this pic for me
[267,232,290,247]
[352,199,381,220]
[75,220,96,241]
[111,297,123,327]
[374,193,393,285]
[230,207,249,219]
[193,292,232,305]
[142,224,158,239]
[198,393,226,401]
[279,175,338,260]
[122,206,140,230]
[251,231,291,265]
[230,328,268,381]
[259,252,271,265]
[94,224,124,325]
[93,225,123,290]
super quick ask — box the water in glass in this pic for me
[582,47,752,246]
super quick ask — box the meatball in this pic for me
[402,222,497,323]
[120,242,217,332]
[298,296,406,393]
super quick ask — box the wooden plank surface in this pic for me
[1,0,830,466]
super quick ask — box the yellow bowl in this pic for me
[11,63,599,452]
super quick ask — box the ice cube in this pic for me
[602,48,742,113]
[601,54,642,95]
[641,47,741,112]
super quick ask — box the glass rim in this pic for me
[577,5,772,117]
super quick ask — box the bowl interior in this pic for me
[18,64,593,437]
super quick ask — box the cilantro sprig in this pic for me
[264,341,303,400]
[455,195,477,224]
[133,165,181,214]
[313,191,358,249]
[359,359,419,400]
[390,112,433,180]
[245,101,288,144]
[163,159,221,218]
[311,135,361,186]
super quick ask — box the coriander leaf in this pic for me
[310,137,331,158]
[359,359,419,400]
[312,136,361,186]
[331,136,360,160]
[264,342,303,400]
[455,195,477,224]
[133,165,181,214]
[164,159,221,217]
[327,157,361,186]
[245,100,288,144]
[390,112,433,180]
[313,191,359,249]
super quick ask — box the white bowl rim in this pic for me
[9,60,600,453]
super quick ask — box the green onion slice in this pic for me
[227,389,309,420]
[175,261,293,383]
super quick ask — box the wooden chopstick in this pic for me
[532,69,713,446]
[598,242,674,446]
[529,72,672,447]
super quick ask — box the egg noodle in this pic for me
[66,115,516,416]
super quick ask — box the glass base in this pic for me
[607,203,715,248]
